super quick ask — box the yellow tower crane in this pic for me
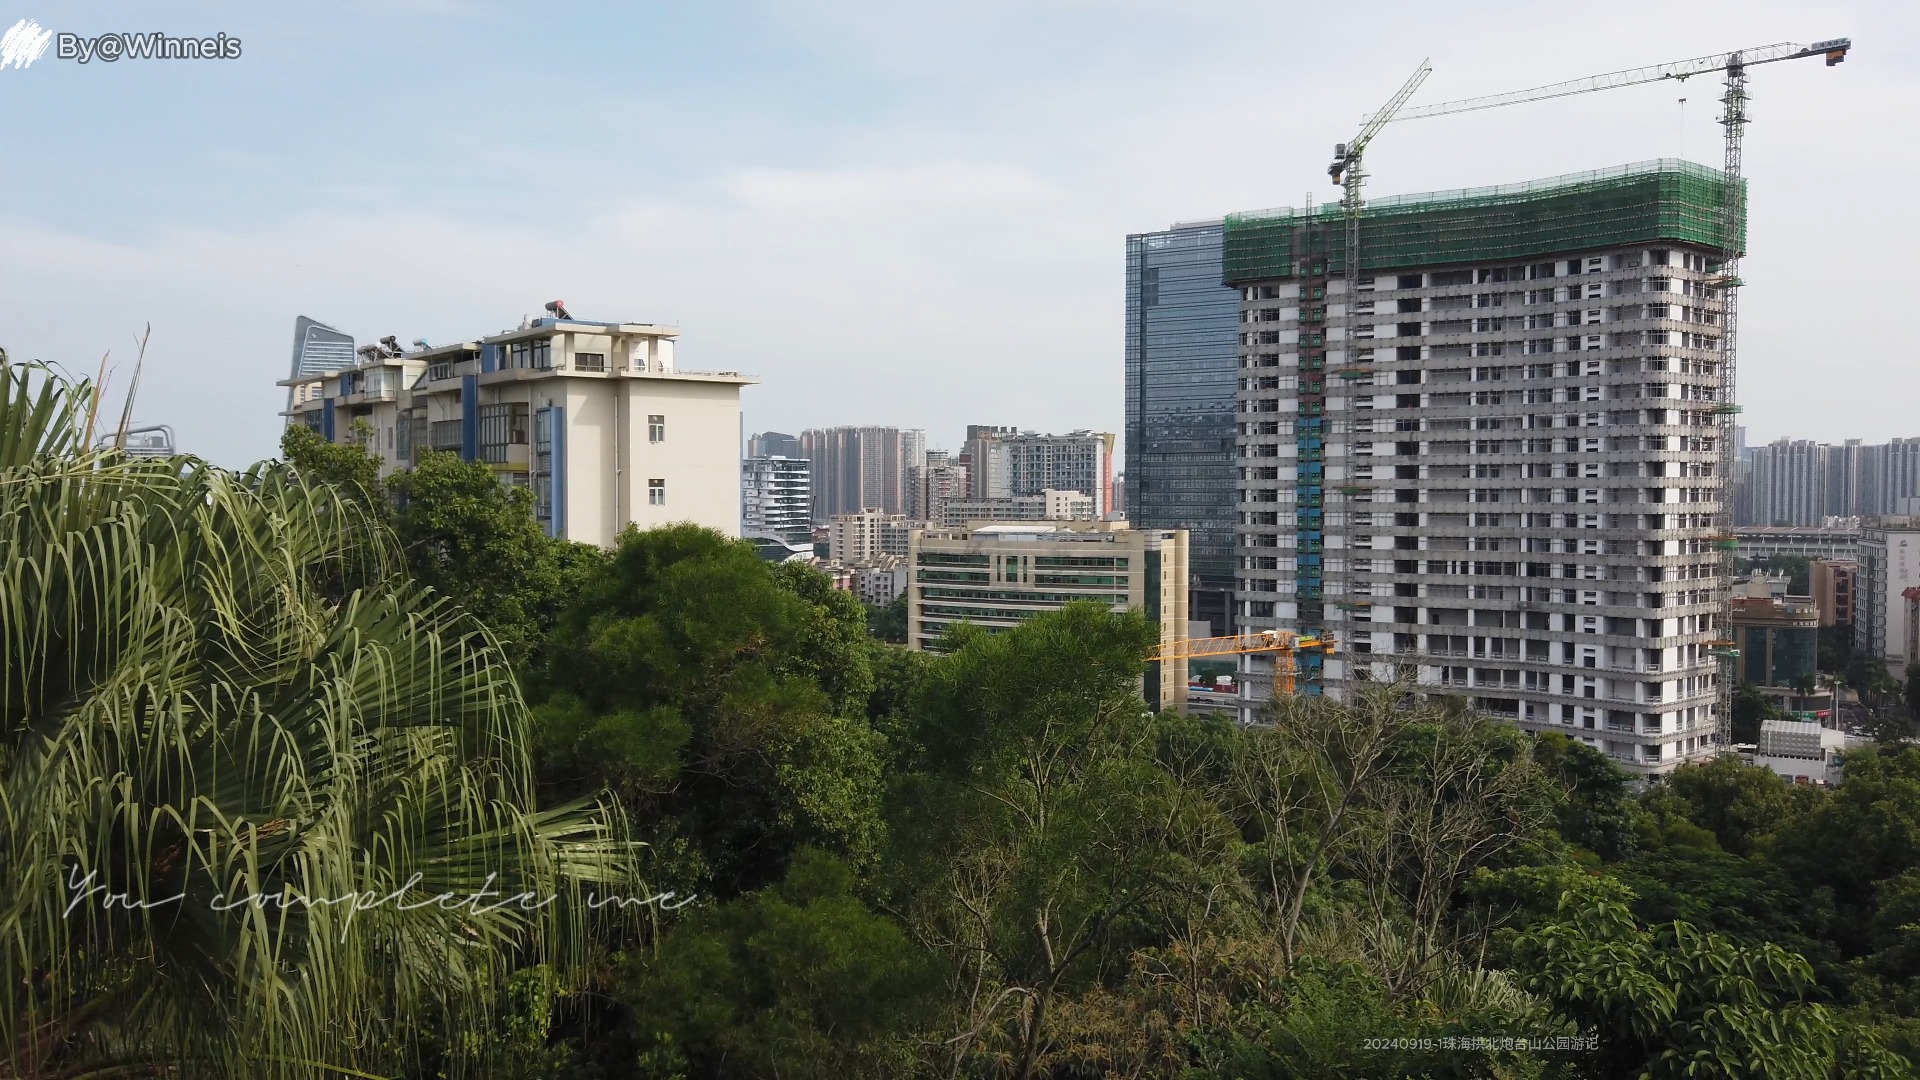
[1148,630,1336,697]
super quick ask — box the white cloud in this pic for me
[723,163,1040,209]
[0,158,1110,468]
[1,0,1916,471]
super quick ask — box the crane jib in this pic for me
[1383,38,1851,124]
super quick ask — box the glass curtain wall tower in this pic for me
[1125,220,1242,635]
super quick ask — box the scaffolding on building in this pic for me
[1222,159,1743,286]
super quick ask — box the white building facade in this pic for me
[1855,517,1920,671]
[1226,161,1738,776]
[281,317,756,548]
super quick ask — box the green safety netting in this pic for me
[1222,159,1744,285]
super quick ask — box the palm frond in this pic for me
[0,360,641,1079]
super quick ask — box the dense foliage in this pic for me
[1,365,635,1078]
[13,371,1920,1076]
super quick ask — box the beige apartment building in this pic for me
[1857,517,1920,673]
[828,508,913,565]
[280,315,756,547]
[907,521,1190,711]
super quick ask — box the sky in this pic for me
[1,0,1915,467]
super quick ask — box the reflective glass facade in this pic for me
[1125,221,1240,632]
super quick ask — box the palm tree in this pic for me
[0,361,637,1078]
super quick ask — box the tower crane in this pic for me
[1147,630,1336,697]
[1269,60,1430,697]
[1329,60,1433,373]
[1364,38,1850,739]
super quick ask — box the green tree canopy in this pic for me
[538,524,888,897]
[1649,756,1795,857]
[619,848,940,1078]
[1512,890,1906,1079]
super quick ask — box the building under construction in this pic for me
[1229,159,1739,775]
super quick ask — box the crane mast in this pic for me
[1331,60,1433,368]
[1313,62,1430,680]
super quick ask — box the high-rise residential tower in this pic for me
[1736,437,1920,524]
[801,426,926,523]
[1125,220,1242,634]
[1226,160,1739,776]
[963,428,1115,517]
[961,425,1017,499]
[906,449,969,525]
[742,455,812,542]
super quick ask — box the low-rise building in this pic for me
[1811,559,1857,629]
[280,312,756,547]
[1728,575,1819,689]
[852,556,909,607]
[944,489,1095,526]
[907,521,1189,712]
[1750,716,1849,786]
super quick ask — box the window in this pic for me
[533,409,554,524]
[648,414,666,443]
[648,478,666,506]
[509,339,553,370]
[430,419,463,452]
[574,352,606,372]
[477,403,530,463]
